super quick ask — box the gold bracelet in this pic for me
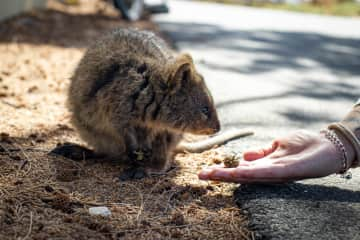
[328,122,360,167]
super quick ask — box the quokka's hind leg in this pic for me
[48,142,103,161]
[49,125,121,161]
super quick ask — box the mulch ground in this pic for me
[0,1,252,239]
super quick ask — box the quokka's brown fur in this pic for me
[68,28,250,175]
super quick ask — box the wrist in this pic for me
[331,129,356,169]
[329,122,360,168]
[320,129,352,174]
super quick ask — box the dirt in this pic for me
[0,1,252,239]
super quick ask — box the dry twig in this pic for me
[20,211,33,240]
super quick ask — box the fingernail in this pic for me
[198,168,213,179]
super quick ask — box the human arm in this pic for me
[198,103,360,183]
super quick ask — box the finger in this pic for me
[243,149,267,161]
[243,142,278,161]
[218,177,295,184]
[198,167,240,181]
[199,161,253,180]
[199,167,295,183]
[233,163,291,179]
[200,163,291,182]
[198,168,215,180]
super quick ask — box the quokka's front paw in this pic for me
[119,167,148,181]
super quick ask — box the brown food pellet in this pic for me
[223,155,240,168]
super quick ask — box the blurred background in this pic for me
[1,0,359,21]
[0,1,359,239]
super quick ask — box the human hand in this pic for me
[198,130,354,183]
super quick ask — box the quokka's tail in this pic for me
[176,129,254,153]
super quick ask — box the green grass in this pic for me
[198,0,360,16]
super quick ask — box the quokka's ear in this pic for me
[167,53,194,93]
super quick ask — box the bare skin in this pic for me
[199,105,360,183]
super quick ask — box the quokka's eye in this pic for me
[201,107,209,117]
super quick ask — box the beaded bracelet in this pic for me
[320,129,348,174]
[328,122,360,168]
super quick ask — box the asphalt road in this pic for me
[154,1,360,239]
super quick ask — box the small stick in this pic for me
[1,99,21,108]
[21,211,33,240]
[14,143,33,176]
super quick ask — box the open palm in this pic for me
[198,130,345,183]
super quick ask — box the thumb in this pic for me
[243,142,278,161]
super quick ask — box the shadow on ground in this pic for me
[0,126,250,239]
[216,79,359,109]
[236,182,360,203]
[234,183,360,240]
[158,22,360,76]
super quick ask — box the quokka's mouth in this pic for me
[195,128,219,135]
